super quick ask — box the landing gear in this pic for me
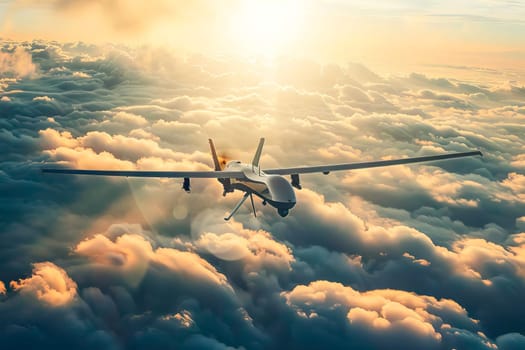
[277,208,289,217]
[220,178,233,197]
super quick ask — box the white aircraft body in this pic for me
[43,138,482,220]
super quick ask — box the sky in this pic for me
[2,0,525,69]
[1,1,525,349]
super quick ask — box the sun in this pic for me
[229,0,304,56]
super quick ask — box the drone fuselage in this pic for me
[223,160,296,216]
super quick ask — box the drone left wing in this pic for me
[41,168,244,178]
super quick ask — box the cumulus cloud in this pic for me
[194,219,294,274]
[72,226,265,348]
[9,262,77,306]
[0,47,37,78]
[45,144,136,170]
[450,237,525,281]
[32,95,54,102]
[2,39,525,349]
[112,111,147,126]
[517,217,525,231]
[74,232,152,287]
[282,281,496,350]
[72,71,91,78]
[500,173,525,202]
[496,333,525,350]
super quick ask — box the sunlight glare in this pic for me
[229,0,303,56]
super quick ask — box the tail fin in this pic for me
[209,139,222,170]
[252,138,265,167]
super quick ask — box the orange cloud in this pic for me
[44,146,135,170]
[195,219,294,271]
[75,233,152,287]
[75,231,231,288]
[0,47,37,78]
[283,280,486,344]
[501,173,525,202]
[112,111,147,126]
[40,128,79,149]
[152,248,230,287]
[40,127,212,171]
[451,237,525,281]
[9,262,77,306]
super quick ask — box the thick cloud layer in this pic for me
[1,39,525,349]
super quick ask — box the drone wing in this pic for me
[263,150,482,175]
[41,168,244,178]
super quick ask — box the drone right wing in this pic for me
[263,150,482,175]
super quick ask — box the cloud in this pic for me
[282,280,496,350]
[72,71,91,78]
[74,232,152,287]
[2,39,525,348]
[9,262,77,306]
[112,111,147,126]
[496,333,525,350]
[517,217,525,231]
[450,236,525,281]
[194,219,294,273]
[44,144,136,170]
[71,226,265,348]
[500,173,525,202]
[32,95,54,102]
[72,226,233,290]
[264,189,525,337]
[0,47,37,78]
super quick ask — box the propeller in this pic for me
[218,152,231,169]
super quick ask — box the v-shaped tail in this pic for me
[252,138,265,167]
[209,138,222,170]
